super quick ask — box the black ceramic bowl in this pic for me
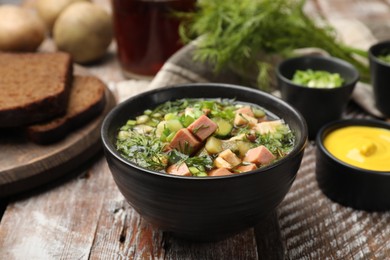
[101,83,307,241]
[316,119,390,211]
[277,55,359,139]
[369,40,390,117]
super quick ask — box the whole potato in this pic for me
[53,2,113,64]
[0,5,45,52]
[35,0,89,33]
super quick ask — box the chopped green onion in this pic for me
[292,69,344,88]
[378,54,390,63]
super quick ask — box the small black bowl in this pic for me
[369,40,390,117]
[101,83,307,241]
[277,55,359,139]
[316,119,390,211]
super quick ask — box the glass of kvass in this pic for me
[112,0,196,79]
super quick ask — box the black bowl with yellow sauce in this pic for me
[101,83,308,241]
[316,119,390,211]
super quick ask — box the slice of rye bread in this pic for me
[0,52,73,127]
[26,75,106,144]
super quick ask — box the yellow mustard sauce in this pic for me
[324,126,390,172]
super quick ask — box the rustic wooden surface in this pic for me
[1,0,390,259]
[0,68,116,198]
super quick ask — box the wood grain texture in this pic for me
[0,159,259,259]
[0,160,109,259]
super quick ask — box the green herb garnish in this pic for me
[378,54,390,64]
[255,125,295,157]
[292,69,344,88]
[116,130,168,171]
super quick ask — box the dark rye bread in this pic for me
[26,75,106,144]
[0,52,73,127]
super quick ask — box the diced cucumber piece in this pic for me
[126,119,137,126]
[120,125,130,131]
[145,118,159,127]
[185,107,203,119]
[253,108,266,118]
[237,141,252,157]
[155,121,167,137]
[189,167,200,174]
[197,172,208,177]
[118,130,131,140]
[136,115,149,124]
[181,115,195,127]
[164,113,178,121]
[152,113,162,118]
[213,118,233,137]
[205,136,223,154]
[202,100,214,109]
[166,131,176,142]
[144,109,152,115]
[197,165,206,172]
[166,119,183,132]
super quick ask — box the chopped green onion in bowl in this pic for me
[292,69,344,88]
[378,54,390,63]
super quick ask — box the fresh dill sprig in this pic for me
[255,130,295,157]
[180,0,369,91]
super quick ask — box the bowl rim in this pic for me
[276,55,360,90]
[316,118,390,176]
[101,83,308,180]
[368,40,390,67]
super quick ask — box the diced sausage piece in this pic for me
[208,168,233,176]
[234,110,258,127]
[167,163,191,176]
[187,115,218,141]
[169,128,200,155]
[235,163,257,173]
[214,156,233,169]
[255,120,283,135]
[218,149,241,167]
[243,145,276,165]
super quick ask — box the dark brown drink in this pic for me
[112,0,195,79]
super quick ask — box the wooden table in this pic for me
[1,0,390,259]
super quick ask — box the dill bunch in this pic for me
[179,0,369,91]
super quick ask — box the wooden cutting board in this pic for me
[0,69,116,198]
